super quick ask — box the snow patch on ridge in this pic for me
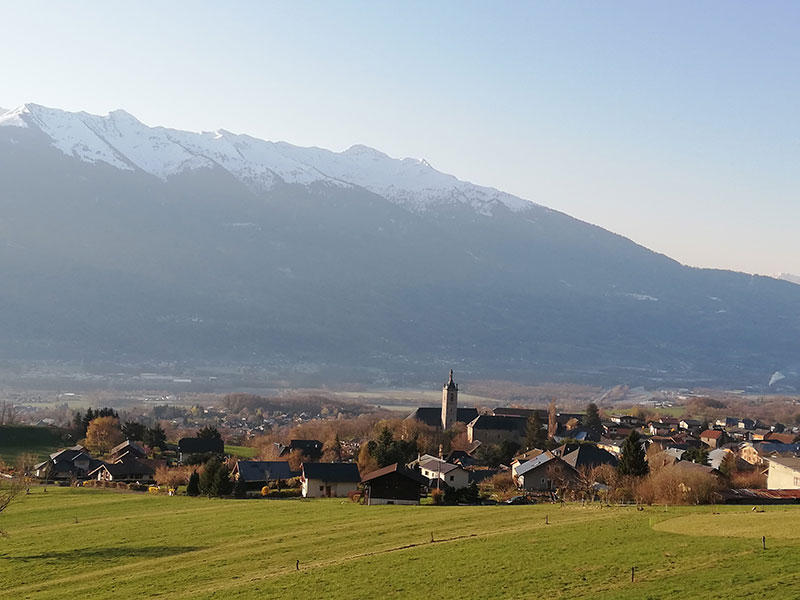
[1,103,537,215]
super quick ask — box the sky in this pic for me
[1,1,798,275]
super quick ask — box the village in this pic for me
[9,370,800,507]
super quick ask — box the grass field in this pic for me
[1,488,799,599]
[224,445,259,459]
[0,426,65,465]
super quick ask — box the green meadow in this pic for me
[1,488,799,599]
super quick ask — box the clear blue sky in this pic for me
[2,1,798,275]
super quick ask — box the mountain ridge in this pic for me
[1,102,799,390]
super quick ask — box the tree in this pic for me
[719,452,737,478]
[197,426,222,440]
[366,426,418,469]
[683,447,710,466]
[213,464,233,497]
[144,423,167,450]
[617,430,649,477]
[199,458,221,496]
[582,403,603,439]
[186,471,200,496]
[322,433,343,462]
[233,476,248,499]
[85,416,124,455]
[0,480,24,535]
[121,421,147,441]
[526,412,547,450]
[547,399,558,438]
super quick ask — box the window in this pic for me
[449,475,454,481]
[319,486,324,492]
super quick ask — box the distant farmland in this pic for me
[1,488,799,599]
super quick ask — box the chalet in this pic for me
[33,446,102,481]
[715,417,739,429]
[466,414,526,445]
[602,422,632,438]
[109,440,147,461]
[766,457,800,490]
[301,462,360,498]
[232,460,298,490]
[700,429,725,449]
[419,457,469,489]
[88,458,155,484]
[514,453,578,492]
[679,419,705,433]
[610,414,644,427]
[361,463,429,505]
[178,437,224,462]
[597,438,625,456]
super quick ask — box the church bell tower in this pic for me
[441,369,458,430]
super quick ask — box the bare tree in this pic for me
[0,480,24,536]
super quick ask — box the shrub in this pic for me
[186,471,200,496]
[730,470,767,489]
[430,489,445,506]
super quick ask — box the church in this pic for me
[404,370,478,430]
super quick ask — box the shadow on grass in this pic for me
[0,545,203,562]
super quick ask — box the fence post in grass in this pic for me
[296,560,299,571]
[545,515,549,525]
[631,567,635,582]
[431,531,434,543]
[762,536,766,550]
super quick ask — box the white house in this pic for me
[301,463,360,498]
[766,457,800,490]
[419,457,469,489]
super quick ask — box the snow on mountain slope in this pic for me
[0,103,534,214]
[775,273,800,286]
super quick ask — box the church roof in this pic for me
[405,407,478,428]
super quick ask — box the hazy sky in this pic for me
[1,2,798,275]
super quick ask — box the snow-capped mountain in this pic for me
[0,104,532,216]
[1,102,799,388]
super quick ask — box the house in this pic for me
[610,414,644,427]
[740,442,800,467]
[738,418,756,431]
[178,437,224,462]
[275,439,324,461]
[514,453,578,491]
[561,444,618,471]
[33,446,102,481]
[715,417,739,428]
[361,463,429,505]
[419,457,469,489]
[466,414,526,445]
[766,457,800,490]
[109,440,147,461]
[764,432,796,445]
[301,462,360,498]
[88,457,156,484]
[597,438,625,456]
[232,460,298,490]
[700,429,725,449]
[679,419,705,433]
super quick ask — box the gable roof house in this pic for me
[419,457,470,489]
[766,457,800,490]
[561,444,619,471]
[87,457,156,484]
[467,414,526,445]
[514,453,578,492]
[361,463,429,505]
[700,429,726,449]
[109,440,146,461]
[275,439,324,460]
[33,446,102,481]
[178,437,224,462]
[232,460,299,490]
[301,462,360,498]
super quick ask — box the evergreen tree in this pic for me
[617,430,649,477]
[368,426,417,468]
[121,421,147,441]
[197,425,222,440]
[526,412,547,449]
[214,465,233,497]
[233,476,248,499]
[186,470,200,496]
[144,423,167,450]
[200,458,221,496]
[683,447,710,465]
[463,481,480,504]
[582,403,603,439]
[719,452,737,478]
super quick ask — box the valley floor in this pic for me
[1,488,798,599]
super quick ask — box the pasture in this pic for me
[1,488,799,599]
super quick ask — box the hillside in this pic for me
[0,425,64,464]
[1,105,799,389]
[1,488,799,599]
